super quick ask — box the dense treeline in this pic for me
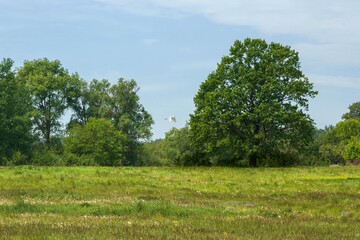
[0,58,153,166]
[0,58,33,165]
[1,39,360,167]
[158,114,360,167]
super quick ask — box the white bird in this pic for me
[165,115,176,123]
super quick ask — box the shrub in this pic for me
[6,151,29,166]
[32,150,65,166]
[164,126,201,166]
[64,118,126,166]
[343,137,360,162]
[137,139,170,166]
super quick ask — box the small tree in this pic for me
[69,78,154,165]
[342,102,360,121]
[109,79,154,165]
[138,139,169,166]
[164,125,203,166]
[190,38,317,166]
[343,137,360,162]
[64,118,126,166]
[319,119,360,164]
[300,127,336,166]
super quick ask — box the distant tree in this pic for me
[109,79,154,165]
[67,81,90,128]
[0,58,33,164]
[343,137,360,162]
[319,119,360,164]
[17,58,83,148]
[164,125,204,166]
[332,119,360,140]
[342,101,360,121]
[109,79,153,138]
[190,38,317,166]
[68,79,111,127]
[64,118,126,166]
[138,139,169,166]
[299,127,335,166]
[319,142,344,165]
[69,78,154,165]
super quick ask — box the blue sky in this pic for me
[1,0,360,139]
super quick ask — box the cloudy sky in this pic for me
[1,0,359,139]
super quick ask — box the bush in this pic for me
[316,121,360,165]
[32,150,65,166]
[319,143,345,165]
[164,126,199,166]
[343,137,360,162]
[64,118,126,166]
[137,140,170,166]
[6,151,29,166]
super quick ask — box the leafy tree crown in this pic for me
[190,38,317,166]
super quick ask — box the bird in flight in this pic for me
[165,115,176,123]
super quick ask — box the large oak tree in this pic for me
[190,38,317,166]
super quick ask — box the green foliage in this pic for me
[333,119,360,140]
[164,126,200,166]
[319,120,360,164]
[64,118,126,166]
[138,139,169,166]
[190,38,317,166]
[6,151,29,166]
[342,101,360,121]
[319,143,344,165]
[31,149,65,166]
[110,79,154,165]
[2,58,153,166]
[17,58,83,148]
[0,58,33,164]
[69,79,112,126]
[110,79,153,139]
[343,137,360,161]
[69,78,154,165]
[297,126,334,166]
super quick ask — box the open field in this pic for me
[0,166,359,239]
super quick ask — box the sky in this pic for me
[1,0,360,139]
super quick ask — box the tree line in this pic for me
[0,58,153,166]
[1,38,360,167]
[152,39,360,167]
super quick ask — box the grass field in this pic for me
[0,166,359,239]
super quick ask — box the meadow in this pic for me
[0,166,359,239]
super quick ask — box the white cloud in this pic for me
[94,0,360,42]
[93,1,360,68]
[3,0,360,113]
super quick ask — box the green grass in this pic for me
[0,166,359,239]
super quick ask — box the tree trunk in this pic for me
[45,119,51,149]
[249,122,261,167]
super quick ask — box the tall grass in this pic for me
[0,166,359,239]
